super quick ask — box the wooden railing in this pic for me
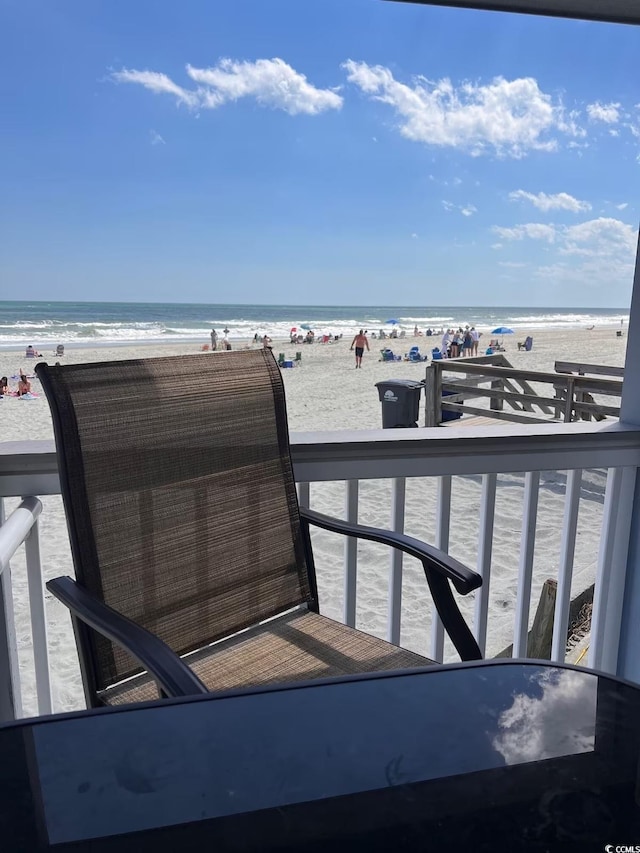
[424,356,623,426]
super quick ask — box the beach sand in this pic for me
[1,326,627,714]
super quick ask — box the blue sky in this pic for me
[1,0,639,306]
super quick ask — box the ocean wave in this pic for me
[0,302,630,346]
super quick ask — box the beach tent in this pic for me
[386,1,640,26]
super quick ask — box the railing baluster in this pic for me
[24,517,52,715]
[473,473,497,656]
[589,466,637,673]
[551,468,583,663]
[387,478,406,645]
[430,475,451,662]
[297,481,310,509]
[512,472,540,657]
[0,499,22,720]
[343,480,359,627]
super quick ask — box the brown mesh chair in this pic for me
[36,351,481,708]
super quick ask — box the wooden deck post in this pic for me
[564,377,575,422]
[424,363,442,426]
[489,378,504,411]
[495,578,557,660]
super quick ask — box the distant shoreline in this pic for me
[0,322,628,353]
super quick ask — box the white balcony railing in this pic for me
[1,420,639,721]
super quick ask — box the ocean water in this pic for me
[0,300,629,347]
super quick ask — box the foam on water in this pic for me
[0,300,629,348]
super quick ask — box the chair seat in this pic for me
[101,610,434,706]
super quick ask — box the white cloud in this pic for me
[411,232,418,239]
[560,217,637,258]
[112,69,199,108]
[150,130,165,146]
[491,243,503,250]
[616,202,629,210]
[509,190,591,213]
[493,670,596,765]
[342,60,584,158]
[112,58,343,116]
[495,217,636,252]
[494,216,638,288]
[493,223,558,242]
[499,261,526,268]
[586,101,621,124]
[443,200,476,216]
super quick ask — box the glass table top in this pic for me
[1,660,639,851]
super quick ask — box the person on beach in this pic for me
[350,329,369,368]
[470,327,480,356]
[0,377,8,396]
[262,335,272,349]
[210,329,218,351]
[18,373,31,396]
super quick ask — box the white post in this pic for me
[0,500,22,720]
[615,230,640,682]
[343,480,359,627]
[512,471,540,658]
[551,468,582,663]
[25,518,53,715]
[473,473,497,655]
[430,476,451,662]
[590,467,637,673]
[387,478,406,645]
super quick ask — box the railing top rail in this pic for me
[2,424,640,489]
[555,361,625,378]
[432,361,624,393]
[291,422,640,480]
[0,497,42,574]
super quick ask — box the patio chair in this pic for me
[36,351,481,709]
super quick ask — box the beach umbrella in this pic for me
[491,326,514,345]
[300,323,312,330]
[386,319,399,325]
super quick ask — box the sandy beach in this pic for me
[1,326,628,714]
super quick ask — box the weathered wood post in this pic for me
[490,374,504,411]
[424,362,442,426]
[564,377,575,422]
[495,578,557,659]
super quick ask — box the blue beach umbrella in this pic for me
[300,323,312,330]
[386,319,399,325]
[491,326,514,346]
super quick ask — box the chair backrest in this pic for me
[36,351,315,694]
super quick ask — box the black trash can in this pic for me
[441,389,463,422]
[375,379,423,428]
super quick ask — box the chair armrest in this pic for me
[300,508,481,594]
[47,576,208,698]
[300,508,482,662]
